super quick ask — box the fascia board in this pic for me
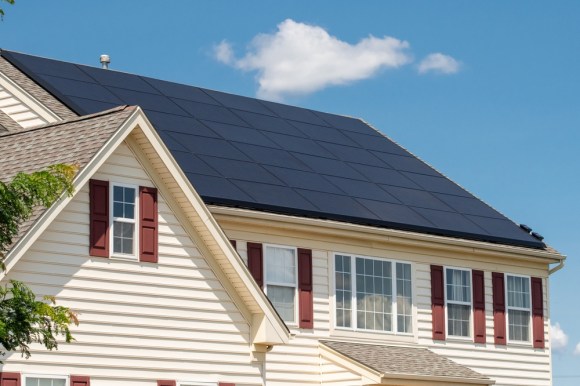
[130,110,290,344]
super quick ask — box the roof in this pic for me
[0,105,135,251]
[0,49,545,249]
[0,105,290,344]
[320,340,491,384]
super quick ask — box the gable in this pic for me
[2,142,263,383]
[0,50,545,249]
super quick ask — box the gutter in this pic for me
[549,257,566,275]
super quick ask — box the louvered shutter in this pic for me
[89,179,109,257]
[531,277,545,348]
[230,240,237,248]
[157,381,176,386]
[492,272,507,345]
[0,372,20,386]
[70,376,90,386]
[139,186,158,263]
[298,248,313,329]
[430,265,445,341]
[472,270,486,344]
[247,242,263,288]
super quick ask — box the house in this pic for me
[0,49,564,386]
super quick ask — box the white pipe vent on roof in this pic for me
[100,54,110,70]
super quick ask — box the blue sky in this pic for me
[2,1,579,382]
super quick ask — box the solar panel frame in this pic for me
[0,49,546,249]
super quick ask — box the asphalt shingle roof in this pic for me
[320,340,490,382]
[0,49,545,249]
[0,105,135,252]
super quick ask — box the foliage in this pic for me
[0,164,78,359]
[0,164,77,261]
[0,280,78,358]
[0,0,14,19]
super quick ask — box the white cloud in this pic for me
[418,53,461,75]
[551,323,568,352]
[214,40,235,65]
[214,19,412,100]
[574,342,580,356]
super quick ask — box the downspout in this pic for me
[549,257,566,275]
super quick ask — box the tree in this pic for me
[0,164,78,359]
[0,0,14,19]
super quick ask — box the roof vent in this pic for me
[519,224,532,233]
[531,232,544,241]
[100,54,110,70]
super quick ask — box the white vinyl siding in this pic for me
[217,225,551,386]
[2,143,262,386]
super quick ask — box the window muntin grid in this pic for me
[445,268,472,337]
[111,184,137,256]
[24,376,67,386]
[264,245,297,323]
[334,254,412,334]
[335,254,352,328]
[507,275,531,342]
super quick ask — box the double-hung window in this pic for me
[24,376,67,386]
[506,274,531,342]
[264,245,297,324]
[445,268,472,337]
[334,254,412,333]
[111,183,137,257]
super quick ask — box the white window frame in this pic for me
[177,382,217,386]
[23,374,69,386]
[444,266,473,339]
[332,253,414,335]
[263,243,298,326]
[109,182,139,260]
[505,273,532,344]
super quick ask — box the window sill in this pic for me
[110,253,139,262]
[330,327,416,344]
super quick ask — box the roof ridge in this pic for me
[0,105,132,138]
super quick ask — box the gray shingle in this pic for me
[0,105,136,253]
[0,56,77,121]
[320,340,490,381]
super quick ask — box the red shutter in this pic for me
[298,248,313,329]
[472,270,486,344]
[230,240,237,248]
[430,265,445,341]
[70,376,90,386]
[247,242,263,288]
[89,179,109,257]
[139,186,158,263]
[492,272,506,345]
[0,372,21,386]
[219,383,235,386]
[531,277,545,349]
[157,381,176,386]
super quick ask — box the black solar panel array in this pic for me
[1,50,544,248]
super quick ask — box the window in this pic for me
[445,268,471,337]
[264,245,297,323]
[24,376,67,386]
[334,254,412,333]
[506,274,531,342]
[111,183,137,257]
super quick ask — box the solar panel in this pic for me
[0,49,545,248]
